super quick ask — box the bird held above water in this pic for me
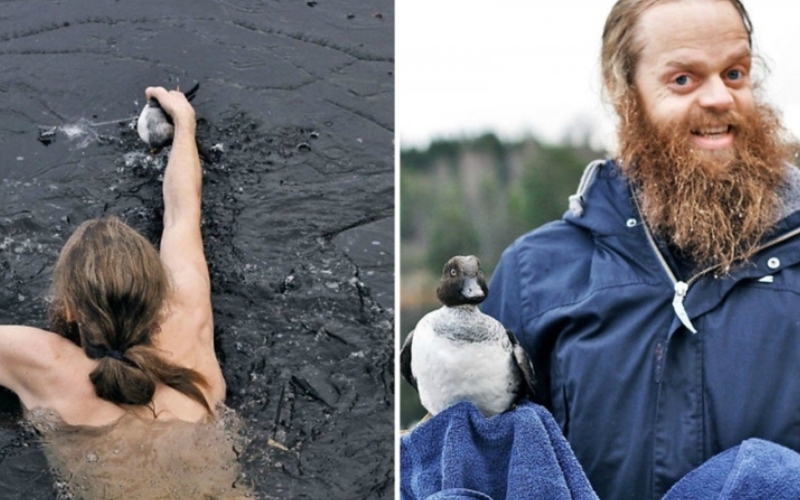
[137,82,200,151]
[401,255,537,418]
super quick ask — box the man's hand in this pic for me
[144,86,196,130]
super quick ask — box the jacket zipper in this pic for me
[634,210,703,333]
[633,195,800,334]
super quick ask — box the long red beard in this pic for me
[617,97,795,273]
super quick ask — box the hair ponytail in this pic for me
[87,344,212,414]
[50,216,213,415]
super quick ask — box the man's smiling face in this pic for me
[632,0,753,170]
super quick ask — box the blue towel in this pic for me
[665,438,800,500]
[400,401,598,500]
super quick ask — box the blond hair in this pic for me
[50,216,211,414]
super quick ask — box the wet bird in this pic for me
[401,255,537,417]
[137,82,200,152]
[136,82,217,163]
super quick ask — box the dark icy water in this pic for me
[0,1,394,498]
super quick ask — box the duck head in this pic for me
[436,255,489,307]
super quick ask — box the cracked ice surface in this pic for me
[0,0,394,497]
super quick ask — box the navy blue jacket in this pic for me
[482,159,800,499]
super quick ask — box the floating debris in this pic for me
[267,439,289,452]
[37,126,58,145]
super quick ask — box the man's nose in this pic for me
[697,76,734,113]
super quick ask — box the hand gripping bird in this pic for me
[137,82,216,164]
[137,82,200,152]
[401,255,537,417]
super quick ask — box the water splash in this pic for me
[38,116,136,150]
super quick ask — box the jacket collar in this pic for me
[565,159,800,242]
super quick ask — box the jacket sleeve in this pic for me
[481,242,524,339]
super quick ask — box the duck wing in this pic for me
[400,330,417,391]
[506,329,537,402]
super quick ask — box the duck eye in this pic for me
[450,268,457,277]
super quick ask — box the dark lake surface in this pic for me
[0,0,394,498]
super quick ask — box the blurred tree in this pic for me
[400,169,430,243]
[426,182,481,275]
[509,143,595,231]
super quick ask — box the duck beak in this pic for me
[461,276,485,301]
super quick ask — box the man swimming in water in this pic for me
[0,87,247,497]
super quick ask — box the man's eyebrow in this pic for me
[663,59,696,71]
[664,47,752,70]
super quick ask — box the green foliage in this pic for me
[425,183,481,275]
[400,169,430,242]
[403,139,461,173]
[400,134,605,280]
[472,133,506,163]
[510,143,597,230]
[427,139,460,163]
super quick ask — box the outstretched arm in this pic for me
[148,86,205,281]
[148,86,210,306]
[146,87,219,393]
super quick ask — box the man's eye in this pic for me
[727,69,742,80]
[674,75,690,86]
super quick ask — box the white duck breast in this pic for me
[137,100,174,149]
[411,306,518,417]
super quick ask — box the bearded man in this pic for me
[482,0,800,498]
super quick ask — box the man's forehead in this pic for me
[635,0,748,27]
[635,0,750,63]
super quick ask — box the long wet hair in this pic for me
[49,216,212,414]
[601,0,753,112]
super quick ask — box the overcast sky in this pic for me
[396,1,800,152]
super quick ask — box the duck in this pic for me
[400,255,537,418]
[136,82,199,152]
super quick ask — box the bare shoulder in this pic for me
[156,296,225,406]
[156,234,214,349]
[0,325,68,365]
[0,326,83,407]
